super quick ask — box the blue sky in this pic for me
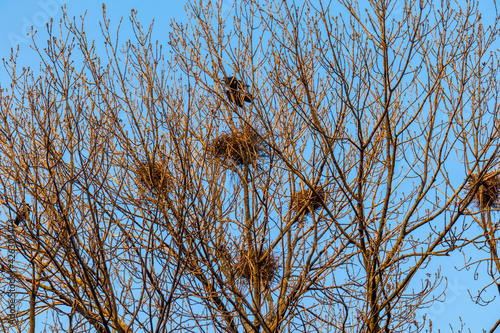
[1,0,499,332]
[0,0,186,84]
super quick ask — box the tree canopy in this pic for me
[1,1,500,332]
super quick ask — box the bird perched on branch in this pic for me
[221,76,253,108]
[14,203,31,226]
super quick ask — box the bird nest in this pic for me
[235,247,278,288]
[467,172,500,209]
[215,244,232,263]
[135,160,172,197]
[291,186,327,216]
[208,125,268,167]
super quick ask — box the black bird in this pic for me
[223,76,248,90]
[14,203,31,226]
[222,76,253,108]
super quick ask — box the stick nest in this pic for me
[208,125,268,167]
[135,160,173,197]
[235,247,278,288]
[467,172,500,209]
[291,186,327,215]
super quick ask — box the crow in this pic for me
[225,90,252,108]
[221,76,253,108]
[14,203,31,226]
[223,76,248,90]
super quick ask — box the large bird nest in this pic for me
[291,186,327,216]
[208,125,268,167]
[467,172,500,209]
[135,159,173,197]
[235,247,278,288]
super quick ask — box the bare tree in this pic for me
[0,1,499,332]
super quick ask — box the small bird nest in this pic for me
[135,159,172,197]
[208,125,268,167]
[14,203,31,226]
[467,172,500,209]
[235,247,278,288]
[291,186,327,216]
